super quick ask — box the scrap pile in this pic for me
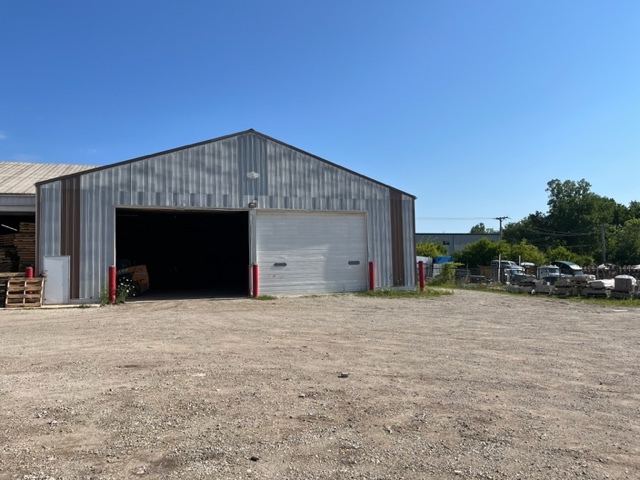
[610,275,638,299]
[582,279,615,297]
[552,275,594,296]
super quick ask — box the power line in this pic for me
[415,217,497,220]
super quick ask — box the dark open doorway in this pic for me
[0,214,36,273]
[116,208,249,297]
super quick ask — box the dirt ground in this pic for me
[0,289,638,480]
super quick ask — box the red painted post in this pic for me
[108,265,116,304]
[418,261,425,292]
[252,263,259,297]
[368,261,375,291]
[25,266,34,278]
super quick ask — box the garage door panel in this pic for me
[256,211,367,295]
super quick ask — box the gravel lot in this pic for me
[0,289,639,479]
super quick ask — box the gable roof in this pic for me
[0,161,95,195]
[34,129,415,198]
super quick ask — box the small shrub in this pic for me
[358,288,452,298]
[116,278,136,303]
[254,295,277,300]
[99,286,109,306]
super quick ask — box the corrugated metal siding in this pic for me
[0,194,36,213]
[36,183,62,274]
[79,171,118,299]
[60,177,81,298]
[390,189,405,286]
[256,210,367,294]
[0,194,35,207]
[403,195,416,287]
[38,131,415,299]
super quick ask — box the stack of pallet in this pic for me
[0,234,18,272]
[4,276,44,308]
[0,273,23,306]
[15,222,36,270]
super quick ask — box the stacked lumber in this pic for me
[0,234,18,272]
[4,277,44,308]
[15,222,36,270]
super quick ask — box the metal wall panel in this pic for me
[38,131,416,299]
[402,195,416,287]
[60,177,81,298]
[37,183,62,262]
[0,194,36,213]
[390,189,405,285]
[256,210,367,295]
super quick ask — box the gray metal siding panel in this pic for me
[60,177,82,298]
[78,172,117,299]
[38,183,62,259]
[402,195,416,288]
[366,197,393,289]
[0,194,36,208]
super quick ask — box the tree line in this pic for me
[417,179,640,268]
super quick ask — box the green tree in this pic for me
[454,238,509,267]
[470,222,496,234]
[503,211,549,247]
[505,179,628,260]
[508,240,546,266]
[544,179,620,257]
[416,241,447,257]
[627,201,640,220]
[607,219,640,265]
[545,245,593,267]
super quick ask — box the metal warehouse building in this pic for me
[36,129,416,302]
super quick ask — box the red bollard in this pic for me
[108,265,116,304]
[418,261,425,292]
[25,266,34,278]
[368,261,375,291]
[252,263,259,297]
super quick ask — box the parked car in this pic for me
[552,260,584,277]
[537,264,561,284]
[490,259,524,283]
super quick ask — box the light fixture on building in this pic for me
[247,171,260,209]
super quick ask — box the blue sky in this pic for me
[1,1,639,233]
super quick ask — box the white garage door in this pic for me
[256,211,367,295]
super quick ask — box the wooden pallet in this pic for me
[5,277,44,308]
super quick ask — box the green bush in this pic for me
[99,286,109,306]
[431,262,456,285]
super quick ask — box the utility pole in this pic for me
[600,223,607,265]
[495,216,509,241]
